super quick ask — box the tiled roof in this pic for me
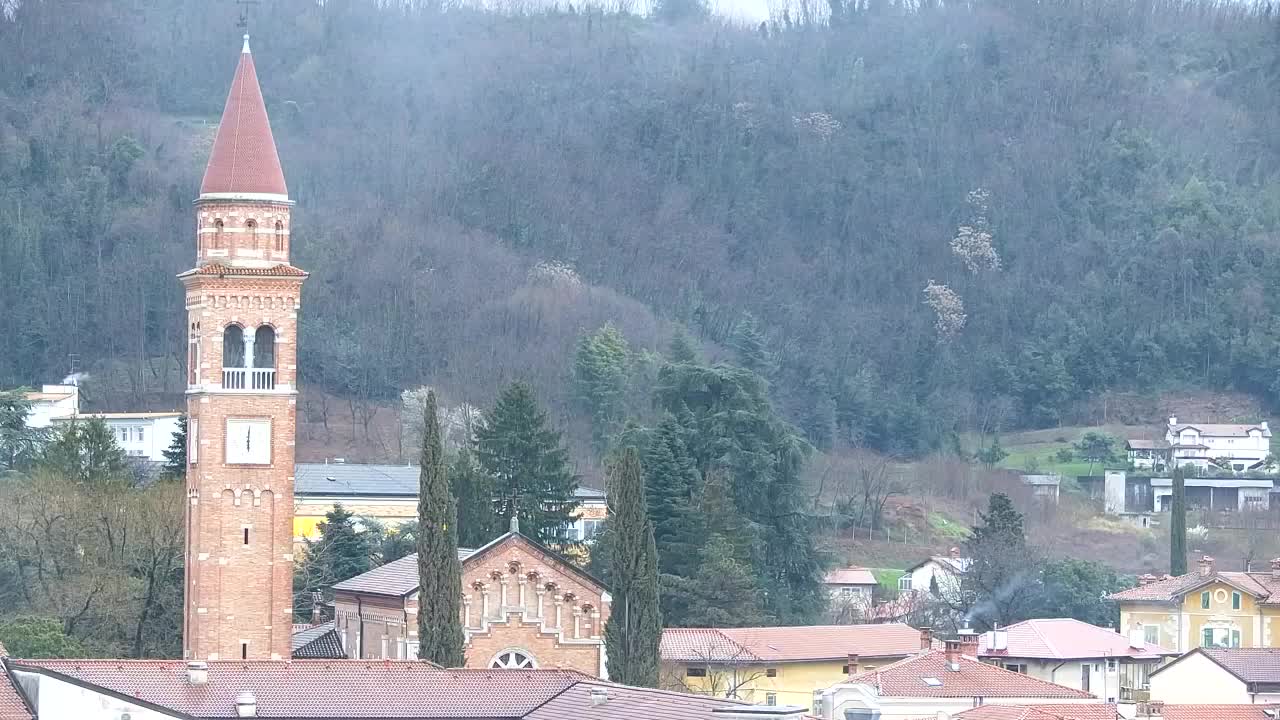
[662,624,924,663]
[200,38,288,197]
[1170,423,1270,438]
[1107,570,1280,604]
[824,568,877,586]
[846,650,1093,698]
[977,619,1175,660]
[1158,705,1280,720]
[294,462,606,501]
[185,263,308,277]
[331,550,474,597]
[952,705,1119,720]
[1125,439,1167,450]
[1156,647,1280,684]
[10,660,583,719]
[291,621,347,660]
[904,555,971,574]
[523,680,748,720]
[0,665,33,720]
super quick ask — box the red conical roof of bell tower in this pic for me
[200,35,288,198]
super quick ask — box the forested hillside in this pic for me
[4,0,1280,457]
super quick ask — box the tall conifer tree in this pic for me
[642,417,701,576]
[416,390,465,666]
[1170,465,1188,576]
[603,448,662,686]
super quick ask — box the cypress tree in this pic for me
[416,390,466,666]
[1170,465,1188,576]
[603,448,662,686]
[474,382,580,546]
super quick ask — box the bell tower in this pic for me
[181,35,305,661]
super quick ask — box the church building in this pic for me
[180,35,305,661]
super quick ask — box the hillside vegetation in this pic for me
[5,0,1280,460]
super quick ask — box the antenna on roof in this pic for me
[235,0,260,33]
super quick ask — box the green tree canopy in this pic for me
[39,418,129,485]
[416,389,465,667]
[603,448,662,686]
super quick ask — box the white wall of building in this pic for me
[815,683,1099,720]
[10,668,180,720]
[51,413,182,462]
[1149,652,1249,705]
[24,385,79,428]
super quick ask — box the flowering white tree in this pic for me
[400,387,485,456]
[950,187,1001,273]
[923,281,966,340]
[792,111,842,141]
[527,260,583,290]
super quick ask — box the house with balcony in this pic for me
[1126,417,1273,473]
[1109,556,1280,654]
[975,619,1176,704]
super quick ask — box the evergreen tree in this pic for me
[970,492,1025,546]
[0,389,46,472]
[963,493,1039,629]
[39,418,129,485]
[474,382,581,546]
[416,390,465,667]
[573,323,631,451]
[449,447,498,548]
[661,536,771,627]
[161,415,187,480]
[313,504,375,584]
[667,328,700,364]
[1170,465,1188,576]
[642,417,701,576]
[603,448,662,686]
[728,313,770,377]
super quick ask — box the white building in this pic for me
[50,412,182,462]
[1148,647,1280,705]
[1163,417,1271,472]
[898,549,970,597]
[21,384,80,428]
[823,567,877,605]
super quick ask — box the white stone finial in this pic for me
[242,34,251,54]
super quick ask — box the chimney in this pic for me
[1129,625,1145,649]
[1263,421,1270,431]
[310,590,324,625]
[943,640,962,671]
[1169,416,1177,427]
[846,653,859,679]
[235,691,257,718]
[1199,555,1214,577]
[1137,574,1156,587]
[957,629,979,658]
[186,661,209,685]
[1137,701,1165,719]
[590,688,609,707]
[949,547,961,559]
[1271,558,1280,579]
[919,626,933,650]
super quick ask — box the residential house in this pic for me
[331,524,610,676]
[975,619,1176,703]
[51,412,183,462]
[1148,648,1280,705]
[952,705,1121,719]
[661,623,930,707]
[811,638,1097,719]
[1125,417,1273,473]
[899,549,971,597]
[824,567,878,606]
[20,385,79,428]
[3,658,806,720]
[1109,556,1280,653]
[293,461,607,543]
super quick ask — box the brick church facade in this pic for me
[181,35,305,661]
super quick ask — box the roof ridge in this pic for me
[1028,620,1061,658]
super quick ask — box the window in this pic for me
[922,677,942,687]
[765,668,777,678]
[240,642,248,660]
[246,219,258,249]
[213,219,224,248]
[840,586,854,595]
[686,667,707,678]
[1003,663,1027,674]
[274,221,285,251]
[765,693,777,706]
[1201,591,1211,609]
[226,418,271,464]
[188,322,201,385]
[253,326,275,368]
[1202,627,1241,648]
[898,576,913,592]
[223,325,245,368]
[1106,659,1118,672]
[490,650,537,669]
[243,528,250,545]
[1143,625,1159,645]
[1233,592,1242,610]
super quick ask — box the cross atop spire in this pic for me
[199,37,288,199]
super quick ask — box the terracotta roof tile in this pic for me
[977,619,1175,660]
[186,263,308,277]
[1158,705,1280,720]
[201,39,288,197]
[1193,648,1280,683]
[824,568,877,586]
[523,680,749,720]
[952,705,1120,720]
[846,650,1093,698]
[1108,570,1280,603]
[10,660,582,718]
[0,666,33,720]
[661,623,924,663]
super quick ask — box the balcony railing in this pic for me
[222,367,276,390]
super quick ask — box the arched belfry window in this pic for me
[246,219,258,250]
[254,326,275,369]
[223,325,245,368]
[490,650,537,670]
[274,221,285,252]
[214,219,224,249]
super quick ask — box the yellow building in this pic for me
[1109,555,1280,654]
[293,462,607,544]
[660,623,929,707]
